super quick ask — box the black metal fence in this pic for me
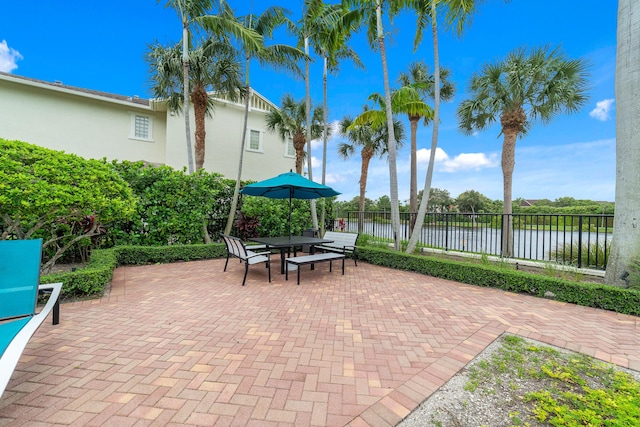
[337,212,614,270]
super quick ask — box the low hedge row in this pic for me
[357,246,640,316]
[41,243,640,317]
[41,243,227,298]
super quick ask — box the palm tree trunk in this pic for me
[376,0,401,251]
[304,37,319,230]
[406,1,439,254]
[192,85,208,171]
[182,24,195,175]
[320,56,329,236]
[500,130,517,258]
[294,133,306,175]
[224,74,252,236]
[359,149,373,234]
[605,0,640,286]
[409,117,419,234]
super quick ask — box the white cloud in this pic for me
[442,152,499,172]
[416,147,499,172]
[589,99,615,121]
[0,40,22,72]
[310,120,341,150]
[310,155,321,169]
[416,147,449,163]
[324,173,346,185]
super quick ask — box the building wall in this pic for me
[165,98,296,181]
[0,74,295,181]
[0,76,167,165]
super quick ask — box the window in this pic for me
[134,116,149,139]
[285,138,295,158]
[129,113,153,141]
[247,129,262,152]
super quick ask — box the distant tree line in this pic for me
[334,188,614,217]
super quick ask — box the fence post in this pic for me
[577,215,583,268]
[445,214,449,251]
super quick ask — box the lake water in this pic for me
[345,220,611,266]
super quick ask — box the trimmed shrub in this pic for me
[41,243,226,298]
[43,243,640,318]
[357,246,640,316]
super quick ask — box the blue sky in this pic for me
[1,1,617,203]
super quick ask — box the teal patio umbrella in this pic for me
[240,171,341,238]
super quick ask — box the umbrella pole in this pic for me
[289,189,293,240]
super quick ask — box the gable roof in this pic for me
[0,71,151,108]
[0,72,278,113]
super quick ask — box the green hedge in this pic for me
[357,246,640,316]
[41,248,118,297]
[41,243,226,298]
[43,243,640,317]
[115,244,226,265]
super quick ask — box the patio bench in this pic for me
[221,234,271,286]
[1,239,62,398]
[285,252,345,285]
[313,231,359,266]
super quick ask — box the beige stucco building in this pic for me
[0,72,296,180]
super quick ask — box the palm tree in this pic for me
[265,94,324,175]
[147,38,244,172]
[304,0,364,235]
[148,38,243,244]
[161,0,214,174]
[297,1,347,230]
[404,0,487,254]
[604,0,640,286]
[342,0,406,250]
[457,45,589,257]
[161,0,262,174]
[397,60,454,233]
[338,109,405,232]
[223,6,306,236]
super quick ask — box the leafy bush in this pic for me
[235,211,260,240]
[240,196,313,237]
[108,161,235,246]
[0,139,136,272]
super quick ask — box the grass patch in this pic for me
[465,335,640,426]
[549,242,608,270]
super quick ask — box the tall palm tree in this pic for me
[161,0,213,174]
[223,6,306,236]
[147,38,243,244]
[338,110,405,232]
[342,0,407,250]
[397,60,454,232]
[305,0,364,235]
[604,0,640,286]
[457,45,589,257]
[147,38,243,172]
[297,1,346,230]
[405,0,494,254]
[161,0,262,174]
[265,94,324,175]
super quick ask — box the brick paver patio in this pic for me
[1,259,639,426]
